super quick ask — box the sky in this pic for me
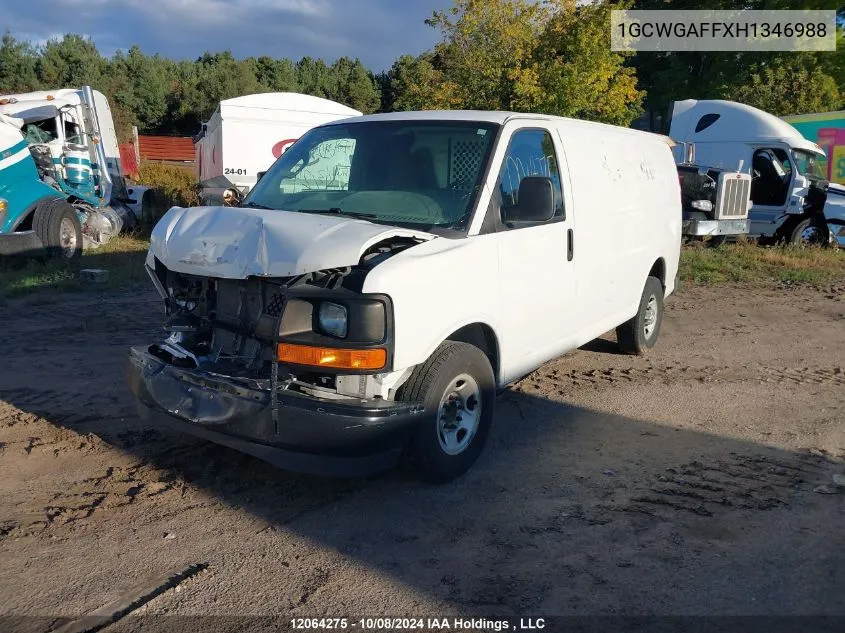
[7,0,443,71]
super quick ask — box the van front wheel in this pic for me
[616,276,664,355]
[399,342,495,483]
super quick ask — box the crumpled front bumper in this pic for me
[126,346,424,477]
[682,218,749,237]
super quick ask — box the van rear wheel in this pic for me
[616,276,664,355]
[398,341,495,483]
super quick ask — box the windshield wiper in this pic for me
[297,208,379,220]
[239,201,275,210]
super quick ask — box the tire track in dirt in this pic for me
[608,450,837,519]
[513,363,845,392]
[0,391,365,546]
[0,461,191,540]
[508,450,839,549]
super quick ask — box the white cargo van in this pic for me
[127,111,681,482]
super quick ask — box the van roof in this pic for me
[325,109,673,144]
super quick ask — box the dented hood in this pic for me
[150,206,436,278]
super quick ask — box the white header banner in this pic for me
[611,10,837,52]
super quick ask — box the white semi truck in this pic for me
[193,92,362,205]
[0,86,152,258]
[668,99,845,247]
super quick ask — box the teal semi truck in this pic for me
[0,86,152,259]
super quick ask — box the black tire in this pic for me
[787,216,830,247]
[398,341,495,483]
[616,276,664,356]
[140,191,156,230]
[33,198,83,260]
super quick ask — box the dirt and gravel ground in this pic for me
[0,281,843,627]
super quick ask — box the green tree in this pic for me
[330,57,380,113]
[382,53,445,111]
[37,34,104,88]
[0,32,40,93]
[817,27,845,99]
[416,0,643,124]
[252,56,298,92]
[425,0,549,110]
[100,50,138,143]
[722,57,842,116]
[531,1,644,125]
[121,46,173,132]
[629,0,845,121]
[176,51,264,130]
[295,57,337,99]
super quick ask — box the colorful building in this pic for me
[781,110,845,185]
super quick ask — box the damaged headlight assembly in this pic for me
[276,297,391,372]
[318,301,348,338]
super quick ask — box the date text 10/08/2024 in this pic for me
[290,618,547,631]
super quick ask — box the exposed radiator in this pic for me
[714,172,752,220]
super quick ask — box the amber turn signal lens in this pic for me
[277,343,387,370]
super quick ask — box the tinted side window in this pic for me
[750,148,792,206]
[497,129,564,224]
[695,113,720,133]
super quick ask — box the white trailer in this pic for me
[194,93,362,204]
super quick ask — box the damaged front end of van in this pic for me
[126,205,432,476]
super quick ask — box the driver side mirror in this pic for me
[503,177,556,224]
[256,171,266,183]
[223,187,243,207]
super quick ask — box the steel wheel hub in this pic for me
[437,373,481,456]
[800,225,821,245]
[59,217,78,257]
[643,295,658,339]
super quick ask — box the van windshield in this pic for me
[242,120,498,234]
[792,149,826,180]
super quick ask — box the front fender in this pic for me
[823,188,845,246]
[0,145,66,233]
[123,184,154,220]
[362,235,502,380]
[823,193,845,224]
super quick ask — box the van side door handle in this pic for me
[567,229,574,262]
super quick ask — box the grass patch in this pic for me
[0,234,151,300]
[681,242,845,285]
[137,161,200,216]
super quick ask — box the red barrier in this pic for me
[119,143,139,177]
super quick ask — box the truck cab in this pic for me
[669,99,843,247]
[0,86,151,258]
